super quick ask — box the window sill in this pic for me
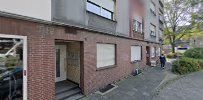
[87,11,117,22]
[150,35,156,38]
[131,60,141,64]
[96,65,117,71]
[133,30,143,34]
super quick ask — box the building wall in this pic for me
[144,0,163,43]
[115,0,130,36]
[129,0,145,40]
[0,0,51,21]
[0,16,161,99]
[52,0,130,36]
[52,0,86,26]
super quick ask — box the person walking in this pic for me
[159,54,166,69]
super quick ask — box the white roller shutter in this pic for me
[151,47,155,57]
[131,46,141,61]
[97,43,115,68]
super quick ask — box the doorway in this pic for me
[55,42,81,84]
[55,45,67,82]
[146,46,150,66]
[55,41,83,99]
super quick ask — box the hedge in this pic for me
[184,48,203,59]
[172,57,200,75]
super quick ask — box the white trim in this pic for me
[0,34,27,100]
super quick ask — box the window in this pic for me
[131,46,142,61]
[97,43,116,68]
[151,47,156,57]
[87,1,100,15]
[101,8,113,19]
[150,2,156,15]
[159,29,163,37]
[156,47,161,56]
[150,24,156,37]
[133,20,142,33]
[86,0,114,20]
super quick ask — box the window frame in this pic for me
[131,45,142,62]
[150,1,156,16]
[0,34,27,100]
[151,47,156,58]
[133,20,142,33]
[86,0,114,20]
[96,43,117,70]
[150,23,156,37]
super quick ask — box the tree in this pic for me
[164,0,195,53]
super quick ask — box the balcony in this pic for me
[159,0,164,8]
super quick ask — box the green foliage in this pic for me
[184,48,203,59]
[5,55,19,67]
[166,52,183,59]
[172,57,200,75]
[197,60,203,69]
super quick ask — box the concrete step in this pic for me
[64,93,84,100]
[56,87,83,100]
[56,86,78,95]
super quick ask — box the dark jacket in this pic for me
[159,56,166,63]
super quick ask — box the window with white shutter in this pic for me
[131,46,142,61]
[151,47,156,57]
[97,43,116,68]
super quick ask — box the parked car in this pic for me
[0,67,23,100]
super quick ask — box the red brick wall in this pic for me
[0,16,160,99]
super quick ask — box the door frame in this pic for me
[55,45,67,82]
[0,34,27,100]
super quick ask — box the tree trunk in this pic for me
[171,43,176,53]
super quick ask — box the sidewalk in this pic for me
[82,63,173,100]
[153,70,203,100]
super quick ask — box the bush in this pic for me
[184,48,203,59]
[197,60,203,69]
[172,57,200,75]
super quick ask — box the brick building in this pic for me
[0,0,163,99]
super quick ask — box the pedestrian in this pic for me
[159,54,166,69]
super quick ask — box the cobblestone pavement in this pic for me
[82,63,171,100]
[153,70,203,100]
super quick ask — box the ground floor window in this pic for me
[151,47,156,57]
[0,34,27,100]
[131,46,142,62]
[157,47,161,56]
[97,43,116,68]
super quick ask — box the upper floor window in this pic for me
[87,1,100,15]
[150,2,156,15]
[86,0,115,20]
[150,24,156,37]
[133,20,142,33]
[133,16,143,33]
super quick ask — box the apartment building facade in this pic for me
[0,0,163,99]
